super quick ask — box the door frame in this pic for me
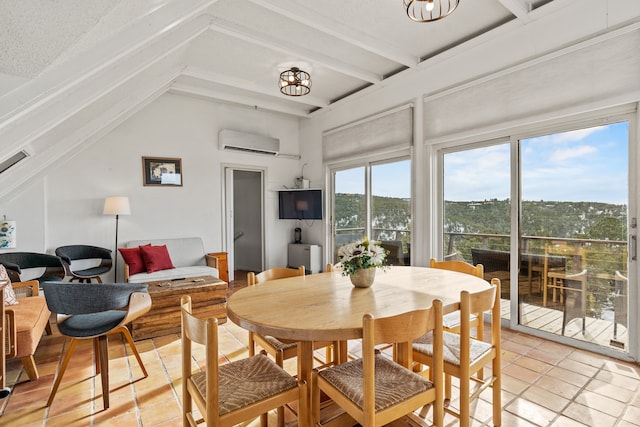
[222,164,266,281]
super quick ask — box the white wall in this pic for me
[0,92,304,280]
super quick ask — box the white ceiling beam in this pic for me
[245,0,419,67]
[0,0,219,124]
[209,17,381,84]
[182,67,330,108]
[498,0,533,23]
[0,66,179,199]
[0,12,212,160]
[170,82,312,118]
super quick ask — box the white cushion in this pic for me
[128,265,219,283]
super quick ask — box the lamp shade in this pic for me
[103,196,131,216]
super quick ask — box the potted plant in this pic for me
[337,237,388,287]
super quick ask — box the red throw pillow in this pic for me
[139,244,175,273]
[118,244,150,275]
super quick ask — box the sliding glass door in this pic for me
[519,122,629,349]
[441,119,631,354]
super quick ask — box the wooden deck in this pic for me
[500,298,628,350]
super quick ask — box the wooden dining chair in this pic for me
[412,279,501,427]
[429,259,484,333]
[325,263,342,272]
[248,266,338,365]
[312,301,444,427]
[247,266,338,424]
[246,266,306,367]
[181,295,305,427]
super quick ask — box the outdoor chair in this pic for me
[561,269,588,336]
[612,271,628,344]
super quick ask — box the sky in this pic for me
[334,121,628,205]
[335,159,412,199]
[445,121,628,204]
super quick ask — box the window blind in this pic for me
[322,105,413,162]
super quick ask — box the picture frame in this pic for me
[142,156,183,186]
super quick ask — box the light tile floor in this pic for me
[1,318,639,426]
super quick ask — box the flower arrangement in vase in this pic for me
[337,237,389,288]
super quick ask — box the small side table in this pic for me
[208,252,229,283]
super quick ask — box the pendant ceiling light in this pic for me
[279,67,311,96]
[404,0,460,22]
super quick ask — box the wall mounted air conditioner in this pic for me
[219,129,279,156]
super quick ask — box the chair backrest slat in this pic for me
[430,258,484,278]
[248,266,305,285]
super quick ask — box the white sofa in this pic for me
[124,237,220,283]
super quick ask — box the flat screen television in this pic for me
[278,189,323,220]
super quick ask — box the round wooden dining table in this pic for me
[227,266,492,427]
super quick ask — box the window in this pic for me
[331,158,411,266]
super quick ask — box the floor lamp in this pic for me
[103,196,131,282]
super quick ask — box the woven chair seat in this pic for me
[263,336,298,351]
[442,312,478,330]
[413,330,492,367]
[318,354,433,412]
[191,354,298,416]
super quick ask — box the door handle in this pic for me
[631,235,637,261]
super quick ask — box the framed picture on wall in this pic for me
[142,156,183,186]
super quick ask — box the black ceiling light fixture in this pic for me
[404,0,460,22]
[279,67,311,96]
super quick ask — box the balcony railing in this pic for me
[445,231,627,323]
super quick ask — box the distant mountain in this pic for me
[445,199,627,241]
[335,194,627,242]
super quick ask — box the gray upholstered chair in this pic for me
[55,244,113,283]
[0,252,65,284]
[42,282,152,409]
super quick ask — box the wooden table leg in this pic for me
[395,342,410,368]
[337,340,348,364]
[298,340,313,427]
